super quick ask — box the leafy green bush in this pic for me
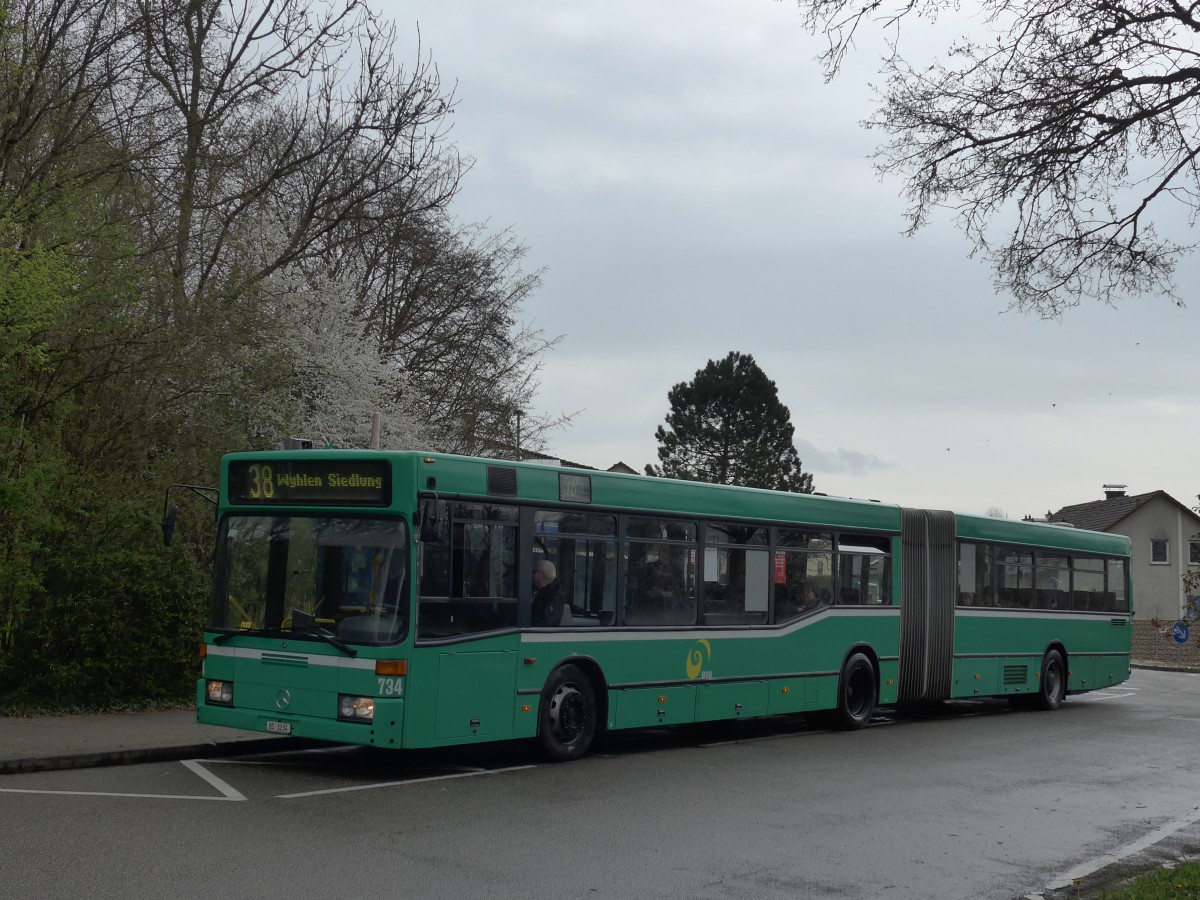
[0,491,208,708]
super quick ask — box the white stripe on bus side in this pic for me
[954,609,1128,623]
[204,645,379,670]
[520,607,901,644]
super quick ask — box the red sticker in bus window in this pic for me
[774,552,786,584]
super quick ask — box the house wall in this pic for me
[1116,499,1200,621]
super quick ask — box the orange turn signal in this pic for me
[375,660,407,676]
[199,643,207,659]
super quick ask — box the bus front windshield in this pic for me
[212,516,409,645]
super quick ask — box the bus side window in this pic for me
[417,503,518,637]
[703,523,768,625]
[623,517,696,626]
[533,511,617,627]
[836,535,891,606]
[996,548,1033,609]
[773,531,834,623]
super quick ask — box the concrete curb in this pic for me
[1131,660,1200,673]
[0,737,324,775]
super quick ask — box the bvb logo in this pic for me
[685,639,712,680]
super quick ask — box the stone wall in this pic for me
[1132,619,1200,667]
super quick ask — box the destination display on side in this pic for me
[227,459,391,506]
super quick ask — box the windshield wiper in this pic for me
[213,629,250,645]
[211,626,356,657]
[288,625,357,658]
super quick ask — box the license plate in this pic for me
[265,721,292,735]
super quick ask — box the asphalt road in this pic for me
[3,669,1199,899]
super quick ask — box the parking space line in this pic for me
[0,787,240,801]
[0,760,247,802]
[181,759,247,800]
[204,758,491,776]
[276,764,536,799]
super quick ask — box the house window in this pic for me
[1150,538,1170,565]
[1190,540,1200,566]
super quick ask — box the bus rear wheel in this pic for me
[834,652,877,730]
[1035,649,1066,711]
[537,664,598,762]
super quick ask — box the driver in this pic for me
[531,560,564,626]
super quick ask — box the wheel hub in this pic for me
[549,684,586,741]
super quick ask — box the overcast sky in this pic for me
[385,0,1199,520]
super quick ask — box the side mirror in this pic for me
[159,483,218,547]
[418,498,446,543]
[162,505,179,546]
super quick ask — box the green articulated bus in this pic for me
[197,450,1132,760]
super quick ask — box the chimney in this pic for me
[1103,483,1127,500]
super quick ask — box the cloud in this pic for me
[395,0,1200,521]
[1143,399,1193,417]
[795,439,891,477]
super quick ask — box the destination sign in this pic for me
[227,459,391,506]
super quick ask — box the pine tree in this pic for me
[645,351,814,493]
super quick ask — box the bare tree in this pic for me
[124,0,461,325]
[0,0,133,222]
[72,0,468,474]
[346,213,565,456]
[2,0,558,474]
[794,0,1200,315]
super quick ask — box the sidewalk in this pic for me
[1,661,1190,774]
[0,707,307,774]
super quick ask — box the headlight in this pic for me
[338,695,375,722]
[206,680,234,705]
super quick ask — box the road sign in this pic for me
[1172,620,1190,644]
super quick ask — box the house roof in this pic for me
[1048,490,1200,532]
[518,451,640,474]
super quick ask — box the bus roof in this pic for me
[954,512,1129,556]
[405,451,902,532]
[220,450,1131,555]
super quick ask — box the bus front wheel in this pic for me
[1035,649,1066,711]
[537,664,598,762]
[834,652,877,730]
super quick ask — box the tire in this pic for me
[1035,649,1066,711]
[834,652,877,730]
[537,664,598,762]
